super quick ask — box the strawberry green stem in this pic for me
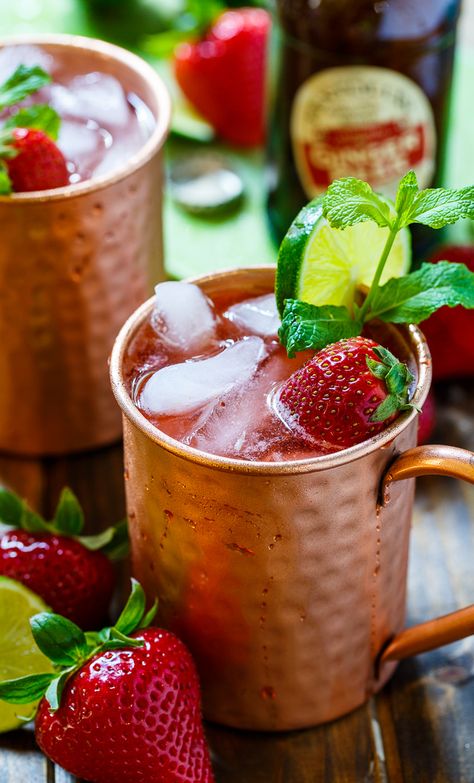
[358,216,401,323]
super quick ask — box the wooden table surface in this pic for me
[0,377,473,783]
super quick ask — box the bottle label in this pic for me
[291,66,436,199]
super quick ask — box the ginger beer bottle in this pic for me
[268,0,462,256]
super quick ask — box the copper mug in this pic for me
[0,34,171,456]
[110,267,474,731]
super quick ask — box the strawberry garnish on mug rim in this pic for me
[276,172,474,447]
[0,64,68,193]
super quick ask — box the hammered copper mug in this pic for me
[110,267,474,731]
[0,34,171,455]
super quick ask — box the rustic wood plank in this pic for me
[0,455,46,510]
[207,704,379,783]
[0,727,48,782]
[375,378,474,783]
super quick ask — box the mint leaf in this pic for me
[0,672,55,704]
[53,488,84,536]
[31,613,89,667]
[367,261,474,323]
[322,178,393,230]
[5,105,60,140]
[0,65,50,110]
[114,579,146,635]
[0,488,23,526]
[400,184,474,229]
[395,170,419,220]
[279,300,361,357]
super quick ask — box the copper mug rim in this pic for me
[0,33,172,202]
[110,265,432,476]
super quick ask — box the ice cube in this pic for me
[50,73,130,127]
[138,337,266,416]
[224,294,281,338]
[0,46,53,85]
[151,282,216,354]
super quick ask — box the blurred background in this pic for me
[1,0,473,282]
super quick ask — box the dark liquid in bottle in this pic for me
[268,0,462,258]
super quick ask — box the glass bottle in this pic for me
[267,0,463,257]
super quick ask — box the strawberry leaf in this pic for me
[114,579,146,635]
[366,346,415,423]
[141,599,158,629]
[79,519,129,559]
[0,672,55,704]
[322,178,393,230]
[279,300,361,357]
[44,669,75,711]
[4,105,60,141]
[0,65,51,110]
[0,488,23,526]
[53,488,84,536]
[31,613,89,667]
[366,262,474,323]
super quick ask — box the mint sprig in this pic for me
[0,65,51,111]
[0,487,128,560]
[0,580,157,712]
[279,171,474,356]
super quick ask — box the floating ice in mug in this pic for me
[138,336,266,416]
[224,293,281,338]
[151,281,216,354]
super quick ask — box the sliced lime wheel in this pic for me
[0,577,53,733]
[276,197,411,315]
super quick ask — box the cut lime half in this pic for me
[276,197,411,315]
[0,577,53,733]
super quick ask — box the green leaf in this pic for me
[53,488,84,536]
[31,613,89,667]
[141,599,158,629]
[322,177,393,230]
[279,300,362,358]
[366,262,474,324]
[0,488,23,526]
[20,507,49,534]
[395,170,419,221]
[79,519,129,558]
[114,579,146,635]
[0,672,55,704]
[0,65,51,110]
[44,669,74,711]
[4,105,60,140]
[400,184,474,229]
[143,29,195,58]
[0,163,12,195]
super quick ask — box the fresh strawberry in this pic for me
[276,337,414,450]
[0,488,127,628]
[417,389,436,445]
[421,245,474,379]
[174,8,271,146]
[3,128,69,192]
[0,581,215,783]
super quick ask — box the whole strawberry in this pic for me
[4,128,69,192]
[0,488,127,629]
[0,580,215,783]
[174,8,271,146]
[421,245,474,379]
[276,336,415,450]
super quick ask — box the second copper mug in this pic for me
[0,34,171,456]
[110,267,474,731]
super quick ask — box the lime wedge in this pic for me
[0,577,53,733]
[276,197,411,315]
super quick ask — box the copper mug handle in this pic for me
[379,444,474,666]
